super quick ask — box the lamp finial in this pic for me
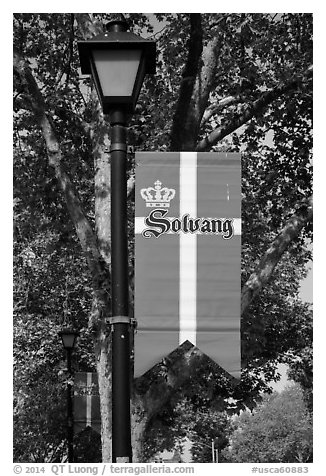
[106,14,129,33]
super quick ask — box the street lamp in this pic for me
[78,19,155,114]
[78,18,156,463]
[59,328,79,463]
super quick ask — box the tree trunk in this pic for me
[90,96,114,461]
[170,18,222,151]
[130,396,149,462]
[94,321,112,462]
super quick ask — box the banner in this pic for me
[134,152,241,379]
[74,372,101,434]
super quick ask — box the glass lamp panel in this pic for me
[92,49,142,97]
[132,54,147,105]
[61,333,76,349]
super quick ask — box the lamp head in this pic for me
[77,20,156,114]
[59,328,79,350]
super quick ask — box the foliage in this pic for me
[141,395,231,463]
[222,384,313,463]
[14,372,67,462]
[142,400,184,461]
[74,428,102,463]
[13,12,313,461]
[287,343,313,412]
[190,410,230,463]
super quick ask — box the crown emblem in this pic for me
[140,180,176,208]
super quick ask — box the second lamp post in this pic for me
[78,19,156,463]
[59,328,79,463]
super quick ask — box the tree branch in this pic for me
[196,66,313,151]
[200,95,243,127]
[13,50,105,289]
[127,174,135,198]
[241,196,313,315]
[170,14,203,150]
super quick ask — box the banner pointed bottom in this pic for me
[134,332,241,380]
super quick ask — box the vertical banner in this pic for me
[134,152,241,379]
[74,372,101,434]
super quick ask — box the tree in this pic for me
[13,13,312,461]
[190,411,230,463]
[223,384,313,463]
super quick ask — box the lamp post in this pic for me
[78,18,156,463]
[59,328,79,463]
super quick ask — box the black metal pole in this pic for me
[67,348,74,463]
[109,107,132,463]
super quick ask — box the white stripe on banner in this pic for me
[86,372,92,427]
[179,152,197,346]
